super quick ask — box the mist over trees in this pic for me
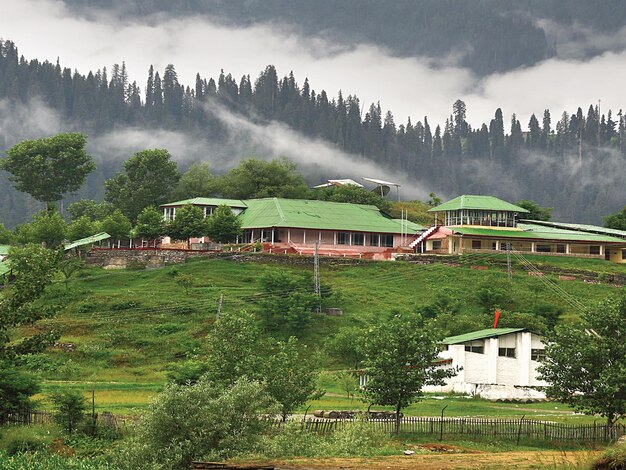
[1,38,626,226]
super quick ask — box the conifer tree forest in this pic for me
[1,37,625,227]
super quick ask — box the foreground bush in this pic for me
[114,377,277,470]
[0,451,113,469]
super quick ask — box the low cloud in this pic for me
[2,0,625,131]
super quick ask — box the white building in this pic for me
[425,328,548,400]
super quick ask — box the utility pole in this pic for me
[216,293,224,319]
[314,242,321,312]
[506,243,512,280]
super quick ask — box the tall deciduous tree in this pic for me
[101,209,132,243]
[0,245,60,420]
[1,133,95,210]
[104,149,181,221]
[206,205,241,243]
[135,206,166,241]
[539,296,626,427]
[164,205,207,247]
[218,158,308,200]
[516,199,553,221]
[173,162,216,199]
[362,312,457,435]
[603,206,626,231]
[14,211,67,248]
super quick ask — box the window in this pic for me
[531,349,546,362]
[464,345,484,354]
[498,347,516,358]
[380,234,394,247]
[556,244,566,253]
[491,242,497,250]
[164,207,175,221]
[471,240,482,250]
[353,233,365,245]
[622,250,626,260]
[337,232,348,245]
[500,242,510,251]
[432,240,442,250]
[369,234,379,246]
[590,245,601,255]
[536,244,551,253]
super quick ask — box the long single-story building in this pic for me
[413,195,626,263]
[160,197,424,258]
[424,327,548,400]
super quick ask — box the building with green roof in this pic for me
[160,197,424,257]
[417,195,626,263]
[425,326,548,400]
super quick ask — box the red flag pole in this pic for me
[493,309,501,328]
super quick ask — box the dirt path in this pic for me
[243,450,597,469]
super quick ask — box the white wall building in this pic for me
[425,328,548,400]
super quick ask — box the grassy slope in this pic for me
[24,254,624,418]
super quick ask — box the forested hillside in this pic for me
[1,38,625,226]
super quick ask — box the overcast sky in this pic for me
[2,0,625,130]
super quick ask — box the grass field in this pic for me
[15,253,623,420]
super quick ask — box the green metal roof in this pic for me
[443,328,527,345]
[161,197,248,208]
[238,198,423,234]
[450,226,626,243]
[429,195,529,213]
[390,219,426,232]
[0,245,10,256]
[64,232,111,251]
[521,220,626,239]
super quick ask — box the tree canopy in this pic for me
[362,312,456,434]
[1,133,95,209]
[516,199,553,221]
[135,206,166,240]
[539,296,626,427]
[206,205,241,244]
[104,149,181,221]
[218,158,309,200]
[603,207,626,231]
[165,205,207,245]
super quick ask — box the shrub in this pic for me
[115,377,277,469]
[51,390,87,434]
[5,436,48,456]
[126,261,146,271]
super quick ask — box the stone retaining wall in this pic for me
[86,249,370,269]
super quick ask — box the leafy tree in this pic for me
[67,215,98,241]
[206,205,241,243]
[203,310,264,386]
[362,312,457,434]
[316,185,391,212]
[101,210,132,242]
[475,283,513,313]
[539,296,626,427]
[135,206,166,240]
[328,326,366,369]
[58,256,85,289]
[516,199,553,221]
[0,224,13,244]
[51,390,87,434]
[0,245,59,419]
[218,158,308,199]
[104,149,181,221]
[173,162,216,199]
[0,366,40,424]
[120,378,277,469]
[67,199,115,222]
[336,372,358,401]
[0,133,95,210]
[14,211,67,248]
[257,270,319,335]
[164,205,207,247]
[175,273,195,295]
[264,337,323,421]
[603,206,626,231]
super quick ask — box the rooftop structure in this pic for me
[429,195,529,228]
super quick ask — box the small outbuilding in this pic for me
[424,328,548,400]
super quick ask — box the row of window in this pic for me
[463,344,546,361]
[468,239,603,255]
[337,232,394,247]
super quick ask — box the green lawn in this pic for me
[18,254,624,419]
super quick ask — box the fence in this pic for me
[4,412,624,444]
[3,411,124,434]
[290,417,626,443]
